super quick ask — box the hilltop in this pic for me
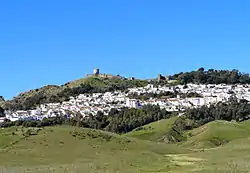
[2,76,147,111]
[2,68,250,134]
[125,116,178,141]
[2,68,250,112]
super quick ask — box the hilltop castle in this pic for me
[157,74,170,82]
[86,68,123,79]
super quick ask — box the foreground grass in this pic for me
[0,126,187,173]
[182,136,250,173]
[125,118,250,172]
[2,120,250,172]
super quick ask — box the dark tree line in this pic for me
[185,97,250,126]
[159,116,192,143]
[84,105,172,134]
[0,96,5,102]
[0,116,89,128]
[0,107,4,117]
[181,92,202,98]
[128,91,178,100]
[170,68,250,85]
[128,91,202,101]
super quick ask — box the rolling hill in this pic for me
[182,120,250,149]
[124,118,250,172]
[125,116,178,141]
[118,116,250,150]
[1,120,250,172]
[0,126,187,173]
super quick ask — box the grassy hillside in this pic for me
[125,118,250,172]
[1,121,250,172]
[0,126,187,173]
[181,135,250,173]
[125,116,178,141]
[182,120,250,149]
[114,116,250,150]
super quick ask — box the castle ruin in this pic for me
[86,68,123,79]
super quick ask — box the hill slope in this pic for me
[182,120,250,149]
[126,117,250,149]
[125,116,178,141]
[182,134,250,173]
[0,126,186,173]
[2,122,250,172]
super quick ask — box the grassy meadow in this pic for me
[1,119,250,172]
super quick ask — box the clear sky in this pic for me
[1,0,250,99]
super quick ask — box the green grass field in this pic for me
[1,119,250,172]
[0,126,187,173]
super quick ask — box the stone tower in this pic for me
[93,68,100,75]
[158,74,164,82]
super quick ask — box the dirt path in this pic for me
[165,154,205,173]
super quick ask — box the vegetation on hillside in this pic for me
[128,91,178,100]
[0,116,82,128]
[0,96,5,102]
[0,107,4,117]
[128,90,202,101]
[185,96,250,127]
[170,68,250,85]
[86,105,172,134]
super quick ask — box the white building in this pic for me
[0,117,5,123]
[126,99,140,108]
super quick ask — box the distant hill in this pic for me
[3,76,148,111]
[169,68,250,85]
[3,68,250,111]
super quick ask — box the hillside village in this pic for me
[2,80,250,122]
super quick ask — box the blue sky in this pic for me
[1,0,250,99]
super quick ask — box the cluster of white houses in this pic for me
[2,83,250,122]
